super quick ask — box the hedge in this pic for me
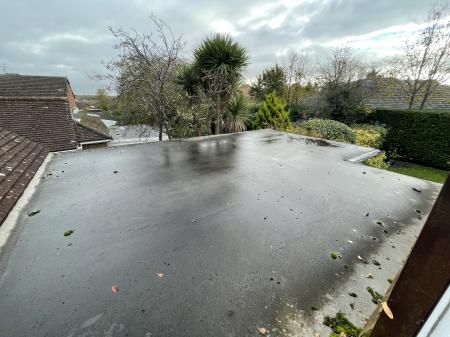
[369,109,450,170]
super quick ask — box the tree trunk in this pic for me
[419,81,433,110]
[164,121,172,140]
[159,123,163,141]
[215,97,221,134]
[408,94,415,109]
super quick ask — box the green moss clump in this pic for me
[80,112,109,135]
[387,278,393,284]
[331,252,339,259]
[323,312,361,337]
[366,287,383,304]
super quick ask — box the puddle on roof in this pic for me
[261,134,284,143]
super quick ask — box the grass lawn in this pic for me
[388,163,449,184]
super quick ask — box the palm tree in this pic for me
[176,64,200,98]
[193,34,249,134]
[224,94,251,133]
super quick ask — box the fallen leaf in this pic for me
[381,301,394,319]
[257,327,268,335]
[347,240,353,244]
[157,273,164,278]
[111,284,119,293]
[28,210,41,217]
[314,333,321,337]
[64,229,74,237]
[366,273,374,279]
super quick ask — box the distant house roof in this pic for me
[75,121,112,144]
[0,74,69,97]
[0,74,111,151]
[363,78,450,110]
[0,127,49,225]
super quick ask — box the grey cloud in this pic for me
[0,0,436,93]
[299,0,431,40]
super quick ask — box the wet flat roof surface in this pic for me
[0,130,441,337]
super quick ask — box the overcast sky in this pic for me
[0,0,436,94]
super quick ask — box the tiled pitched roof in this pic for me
[0,74,112,151]
[0,98,78,151]
[364,78,450,110]
[75,122,112,143]
[0,128,49,225]
[0,74,68,97]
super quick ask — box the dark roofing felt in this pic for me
[0,127,48,225]
[0,74,68,97]
[0,130,440,336]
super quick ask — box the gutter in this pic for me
[79,139,111,146]
[79,139,111,150]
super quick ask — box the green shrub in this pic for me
[302,119,356,143]
[352,123,387,149]
[370,109,450,169]
[80,112,109,135]
[321,81,372,123]
[364,153,390,169]
[245,101,261,130]
[253,91,291,131]
[288,101,308,122]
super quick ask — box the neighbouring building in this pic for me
[0,74,111,151]
[362,78,450,110]
[0,74,111,226]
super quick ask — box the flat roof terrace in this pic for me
[0,130,441,337]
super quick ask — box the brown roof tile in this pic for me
[0,97,79,151]
[0,74,111,151]
[0,127,49,225]
[364,78,450,110]
[0,74,69,97]
[75,122,112,143]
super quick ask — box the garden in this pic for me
[102,14,449,184]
